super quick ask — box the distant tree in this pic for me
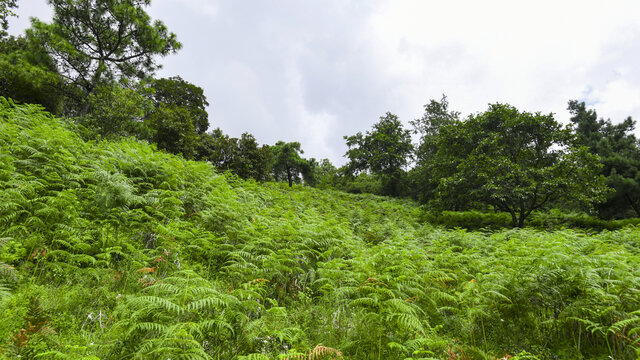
[197,128,236,168]
[431,103,609,227]
[145,77,208,158]
[410,95,460,203]
[568,100,640,218]
[30,0,181,103]
[314,159,340,189]
[149,76,209,135]
[344,112,413,196]
[272,141,307,187]
[235,133,273,181]
[197,129,273,181]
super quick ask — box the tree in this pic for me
[272,141,307,187]
[431,103,609,227]
[235,133,273,181]
[145,77,209,158]
[197,129,274,181]
[29,0,181,102]
[81,81,153,140]
[568,100,640,218]
[344,112,413,196]
[313,158,340,189]
[149,76,209,135]
[410,95,460,203]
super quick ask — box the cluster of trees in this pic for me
[2,0,638,226]
[340,96,639,226]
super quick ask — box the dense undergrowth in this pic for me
[1,99,640,359]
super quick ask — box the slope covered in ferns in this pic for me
[1,98,640,359]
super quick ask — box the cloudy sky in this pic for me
[9,0,640,165]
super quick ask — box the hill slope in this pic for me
[1,98,640,359]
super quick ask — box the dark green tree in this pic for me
[235,133,273,181]
[81,81,153,140]
[272,141,307,187]
[568,100,640,218]
[197,128,237,168]
[150,76,209,135]
[344,112,413,196]
[197,129,273,181]
[29,0,181,103]
[145,77,209,158]
[431,103,609,227]
[410,95,460,202]
[313,158,340,189]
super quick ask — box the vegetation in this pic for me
[428,103,608,227]
[1,99,640,360]
[344,112,413,197]
[2,1,640,358]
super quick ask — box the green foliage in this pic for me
[0,0,17,38]
[344,112,413,196]
[2,99,640,360]
[145,76,209,158]
[430,103,609,227]
[272,141,308,187]
[29,0,181,95]
[410,95,460,203]
[569,100,640,219]
[80,81,153,139]
[198,129,274,181]
[0,35,64,114]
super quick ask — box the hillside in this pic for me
[1,99,640,359]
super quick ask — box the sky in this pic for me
[9,0,640,165]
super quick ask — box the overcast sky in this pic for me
[9,0,640,165]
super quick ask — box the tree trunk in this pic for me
[518,211,526,228]
[287,167,293,187]
[509,210,518,228]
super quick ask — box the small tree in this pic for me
[431,103,609,227]
[344,112,413,196]
[272,141,307,187]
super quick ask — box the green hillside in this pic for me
[1,99,640,359]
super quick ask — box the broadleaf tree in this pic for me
[431,103,609,227]
[409,95,460,203]
[344,112,413,196]
[145,76,209,158]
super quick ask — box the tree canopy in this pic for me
[344,112,413,196]
[30,0,181,99]
[431,103,609,227]
[272,141,308,187]
[569,100,640,218]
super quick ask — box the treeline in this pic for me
[1,0,638,227]
[339,97,640,227]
